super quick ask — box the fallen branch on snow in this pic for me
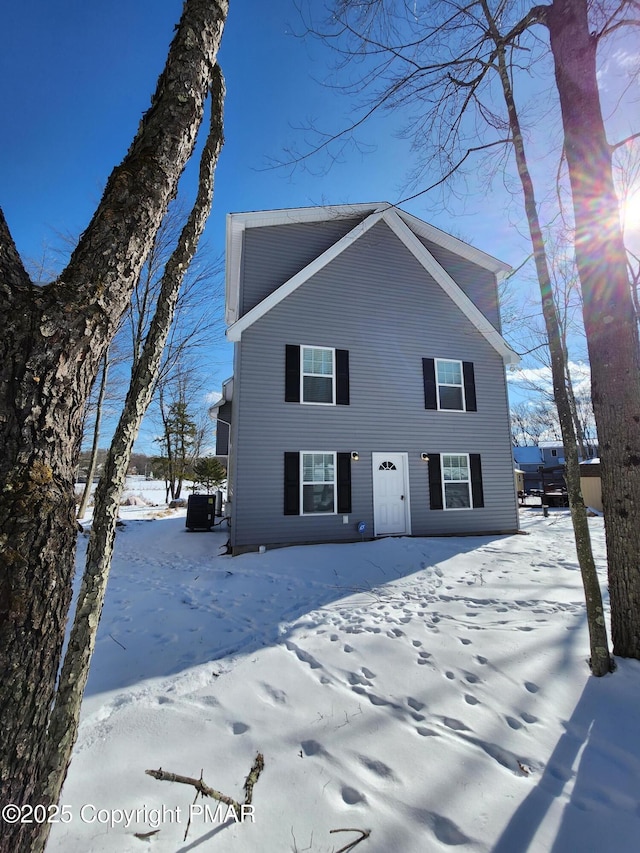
[330,827,371,852]
[145,752,264,840]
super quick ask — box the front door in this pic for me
[372,452,409,536]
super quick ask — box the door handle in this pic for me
[401,495,405,500]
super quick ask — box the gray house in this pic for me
[212,203,520,554]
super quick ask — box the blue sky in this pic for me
[2,2,637,450]
[1,2,534,274]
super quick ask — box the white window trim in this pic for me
[441,452,473,511]
[435,358,466,412]
[300,451,337,515]
[300,346,336,406]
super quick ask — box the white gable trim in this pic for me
[226,210,386,340]
[225,204,384,325]
[224,202,511,324]
[226,207,518,364]
[393,207,511,277]
[379,210,518,363]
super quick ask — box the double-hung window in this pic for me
[302,347,335,404]
[286,345,349,406]
[436,359,465,411]
[441,454,472,509]
[302,452,336,514]
[423,358,476,412]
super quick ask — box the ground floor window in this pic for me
[302,452,336,514]
[442,453,472,509]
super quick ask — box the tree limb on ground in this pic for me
[146,752,265,814]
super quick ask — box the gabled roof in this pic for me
[225,203,518,364]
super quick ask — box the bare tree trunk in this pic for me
[482,0,611,675]
[0,3,228,850]
[33,71,225,852]
[564,357,587,460]
[546,0,640,658]
[77,350,110,520]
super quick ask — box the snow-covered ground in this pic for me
[48,488,640,852]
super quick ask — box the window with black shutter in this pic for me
[422,358,477,412]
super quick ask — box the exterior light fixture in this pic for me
[421,453,430,462]
[351,451,359,461]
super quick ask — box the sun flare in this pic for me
[623,190,640,232]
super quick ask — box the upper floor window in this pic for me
[423,358,476,412]
[436,359,465,410]
[285,345,350,406]
[302,347,335,404]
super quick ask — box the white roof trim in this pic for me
[225,204,385,325]
[392,207,511,276]
[379,210,518,364]
[226,206,518,364]
[227,210,386,340]
[224,202,510,325]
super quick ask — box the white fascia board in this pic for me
[226,210,386,342]
[225,214,245,326]
[224,204,386,326]
[394,208,511,276]
[381,209,519,365]
[227,202,385,230]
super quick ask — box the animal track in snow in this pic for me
[341,785,366,805]
[300,739,327,757]
[442,717,472,732]
[261,683,287,704]
[284,640,322,669]
[357,754,397,780]
[416,726,439,737]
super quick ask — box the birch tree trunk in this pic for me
[546,0,640,658]
[481,0,611,675]
[0,3,228,851]
[77,350,110,520]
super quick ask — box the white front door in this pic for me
[372,452,409,536]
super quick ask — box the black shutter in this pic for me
[336,452,352,513]
[284,452,300,515]
[285,345,300,402]
[470,454,484,508]
[423,358,437,409]
[428,453,443,510]
[336,349,350,406]
[463,361,477,412]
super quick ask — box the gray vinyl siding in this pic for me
[415,236,501,331]
[231,221,518,550]
[240,217,364,316]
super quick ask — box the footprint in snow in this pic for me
[341,785,366,805]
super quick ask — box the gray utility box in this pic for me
[185,494,215,531]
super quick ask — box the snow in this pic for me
[47,490,640,852]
